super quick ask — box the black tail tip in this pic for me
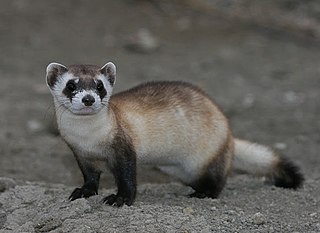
[272,157,304,189]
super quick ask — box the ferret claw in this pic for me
[69,187,97,201]
[102,194,133,207]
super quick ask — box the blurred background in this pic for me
[0,0,319,188]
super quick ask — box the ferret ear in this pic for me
[100,62,116,86]
[46,62,68,89]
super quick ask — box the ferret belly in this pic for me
[134,128,226,183]
[130,111,229,180]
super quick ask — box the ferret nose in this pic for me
[82,95,95,106]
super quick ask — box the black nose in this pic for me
[82,95,95,106]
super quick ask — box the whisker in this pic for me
[57,107,68,127]
[43,103,55,123]
[51,101,70,127]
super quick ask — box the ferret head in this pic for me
[46,62,116,115]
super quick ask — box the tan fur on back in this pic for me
[110,81,232,183]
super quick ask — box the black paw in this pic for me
[69,187,98,201]
[102,194,134,207]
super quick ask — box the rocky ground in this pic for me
[1,177,319,232]
[0,0,319,232]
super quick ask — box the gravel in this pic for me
[0,178,319,232]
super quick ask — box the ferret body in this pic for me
[46,62,303,206]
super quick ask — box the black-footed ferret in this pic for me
[46,62,303,207]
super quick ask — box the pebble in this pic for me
[0,211,7,229]
[0,177,16,192]
[242,93,255,108]
[27,120,43,132]
[273,142,287,150]
[183,207,194,215]
[211,206,217,211]
[35,218,62,232]
[309,212,317,217]
[125,28,159,54]
[284,91,304,104]
[252,212,266,225]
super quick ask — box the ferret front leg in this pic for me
[103,138,137,207]
[69,159,101,201]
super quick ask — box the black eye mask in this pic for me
[62,79,107,102]
[63,80,77,101]
[96,80,107,100]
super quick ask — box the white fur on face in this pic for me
[69,90,102,115]
[51,73,113,115]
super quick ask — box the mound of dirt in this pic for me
[0,177,319,232]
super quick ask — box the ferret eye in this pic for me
[97,81,104,92]
[66,81,76,92]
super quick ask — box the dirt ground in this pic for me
[0,0,319,232]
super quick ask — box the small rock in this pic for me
[273,142,287,150]
[242,93,255,108]
[125,28,159,54]
[183,206,194,215]
[211,206,217,211]
[309,212,317,217]
[284,91,304,104]
[0,211,7,229]
[252,212,266,225]
[35,218,62,233]
[0,177,16,192]
[27,120,43,133]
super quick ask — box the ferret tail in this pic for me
[233,138,304,189]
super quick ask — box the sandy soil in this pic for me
[0,0,319,232]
